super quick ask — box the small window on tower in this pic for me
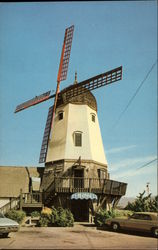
[74,132,82,147]
[58,111,64,120]
[91,113,96,122]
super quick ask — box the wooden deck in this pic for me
[49,177,127,196]
[21,177,127,207]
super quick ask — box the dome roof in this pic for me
[57,89,97,112]
[57,73,97,111]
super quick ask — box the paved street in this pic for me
[0,223,157,249]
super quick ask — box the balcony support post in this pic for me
[89,178,91,192]
[19,188,23,210]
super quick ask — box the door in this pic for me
[71,200,89,221]
[74,169,84,188]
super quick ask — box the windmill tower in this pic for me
[15,26,127,221]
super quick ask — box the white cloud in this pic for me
[109,155,157,172]
[111,161,157,179]
[106,145,136,154]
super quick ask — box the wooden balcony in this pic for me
[20,178,127,207]
[45,177,127,197]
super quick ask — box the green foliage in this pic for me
[31,211,40,218]
[5,210,26,224]
[115,209,133,217]
[94,209,120,227]
[64,208,74,227]
[55,207,74,227]
[38,217,50,227]
[51,206,59,225]
[38,207,74,227]
[38,212,52,227]
[125,191,158,212]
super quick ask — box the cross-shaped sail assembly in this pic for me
[14,25,123,164]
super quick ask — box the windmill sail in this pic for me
[39,105,53,163]
[49,25,74,145]
[59,66,122,101]
[15,91,51,113]
[57,25,74,82]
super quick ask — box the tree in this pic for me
[125,191,158,212]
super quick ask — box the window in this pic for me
[98,169,106,179]
[130,213,152,220]
[91,113,96,122]
[141,215,152,221]
[58,111,64,120]
[74,132,82,147]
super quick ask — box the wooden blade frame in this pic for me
[57,25,74,82]
[39,105,53,163]
[59,66,122,101]
[50,25,74,132]
[39,25,74,163]
[14,91,52,113]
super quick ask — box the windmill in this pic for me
[15,25,126,220]
[15,25,122,165]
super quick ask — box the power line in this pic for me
[116,158,157,179]
[113,59,157,129]
[136,158,157,171]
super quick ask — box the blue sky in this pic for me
[0,2,157,197]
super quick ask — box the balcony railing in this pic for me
[20,178,127,206]
[45,177,127,197]
[21,192,43,208]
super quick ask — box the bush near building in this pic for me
[5,210,26,224]
[38,207,74,227]
[30,211,41,218]
[94,209,132,227]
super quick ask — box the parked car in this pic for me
[0,212,19,238]
[105,212,158,237]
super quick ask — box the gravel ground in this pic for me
[0,223,157,249]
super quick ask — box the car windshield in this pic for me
[0,212,5,218]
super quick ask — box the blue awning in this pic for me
[71,192,98,200]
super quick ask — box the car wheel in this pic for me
[152,228,158,238]
[3,233,9,238]
[111,222,119,231]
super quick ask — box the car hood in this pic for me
[0,218,19,226]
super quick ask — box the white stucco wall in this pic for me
[46,103,107,165]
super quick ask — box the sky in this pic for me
[0,1,157,197]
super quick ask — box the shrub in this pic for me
[64,209,74,227]
[55,207,74,227]
[115,209,133,217]
[94,209,111,227]
[42,207,52,215]
[94,209,121,227]
[38,216,50,227]
[5,210,26,224]
[38,212,52,227]
[38,207,74,227]
[51,206,59,225]
[31,211,40,218]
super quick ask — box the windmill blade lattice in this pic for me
[57,25,74,82]
[15,91,52,113]
[39,105,53,163]
[59,66,122,101]
[39,25,75,163]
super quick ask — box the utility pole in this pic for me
[146,182,150,195]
